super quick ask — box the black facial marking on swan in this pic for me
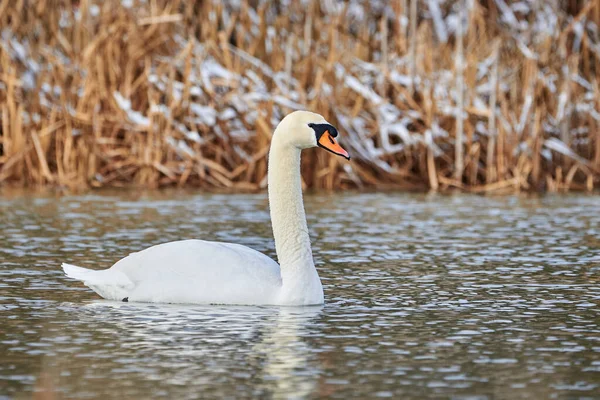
[308,123,338,140]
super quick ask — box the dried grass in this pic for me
[1,0,599,192]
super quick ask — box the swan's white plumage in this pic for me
[64,240,282,304]
[61,111,346,306]
[62,263,133,300]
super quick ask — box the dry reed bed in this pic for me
[1,0,599,192]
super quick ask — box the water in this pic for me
[1,190,599,399]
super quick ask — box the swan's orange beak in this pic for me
[318,131,350,160]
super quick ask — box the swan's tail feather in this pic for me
[62,263,133,301]
[62,263,97,281]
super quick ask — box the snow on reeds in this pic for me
[0,0,599,192]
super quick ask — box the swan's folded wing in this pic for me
[108,239,283,304]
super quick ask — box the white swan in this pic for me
[62,111,350,306]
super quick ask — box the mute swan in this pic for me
[62,111,350,306]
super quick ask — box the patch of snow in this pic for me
[113,91,150,126]
[190,104,217,126]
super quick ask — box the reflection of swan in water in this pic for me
[66,301,323,397]
[253,307,323,398]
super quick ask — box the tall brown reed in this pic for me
[1,0,599,192]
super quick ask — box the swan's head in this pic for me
[275,111,350,160]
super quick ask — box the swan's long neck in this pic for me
[268,127,323,304]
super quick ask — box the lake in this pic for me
[1,190,599,398]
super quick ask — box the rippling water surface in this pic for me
[1,190,599,399]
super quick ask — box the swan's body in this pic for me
[64,240,283,304]
[62,111,349,306]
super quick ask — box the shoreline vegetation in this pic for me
[1,1,599,193]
